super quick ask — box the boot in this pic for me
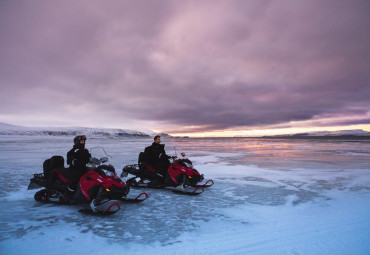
[63,187,75,200]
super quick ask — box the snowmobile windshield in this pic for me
[173,146,188,159]
[87,147,113,171]
[90,147,112,165]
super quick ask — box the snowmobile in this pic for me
[28,147,148,215]
[121,147,214,195]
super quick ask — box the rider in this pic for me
[144,135,170,186]
[64,135,91,199]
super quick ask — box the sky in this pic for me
[1,0,370,137]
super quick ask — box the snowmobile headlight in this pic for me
[102,169,116,177]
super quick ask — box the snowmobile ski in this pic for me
[79,199,121,215]
[197,179,214,188]
[170,185,204,195]
[118,192,148,203]
[126,177,204,195]
[78,192,147,215]
[79,202,121,216]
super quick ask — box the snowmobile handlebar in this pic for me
[89,157,100,165]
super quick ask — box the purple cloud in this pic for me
[0,0,369,132]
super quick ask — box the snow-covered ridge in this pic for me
[0,122,170,138]
[274,129,370,137]
[304,129,370,136]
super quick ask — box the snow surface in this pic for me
[0,137,369,254]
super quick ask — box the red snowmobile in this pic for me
[28,147,148,215]
[121,147,214,195]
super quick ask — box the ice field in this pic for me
[0,136,369,254]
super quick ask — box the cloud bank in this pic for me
[1,0,369,133]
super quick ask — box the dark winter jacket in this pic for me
[67,146,91,168]
[144,143,169,172]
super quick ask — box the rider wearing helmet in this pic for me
[65,135,91,198]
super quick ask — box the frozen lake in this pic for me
[0,136,369,254]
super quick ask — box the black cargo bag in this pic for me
[43,155,65,178]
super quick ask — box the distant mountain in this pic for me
[0,122,22,130]
[0,122,171,138]
[266,129,370,138]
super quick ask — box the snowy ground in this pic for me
[0,137,369,254]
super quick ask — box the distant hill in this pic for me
[0,122,171,138]
[232,129,370,139]
[262,129,370,138]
